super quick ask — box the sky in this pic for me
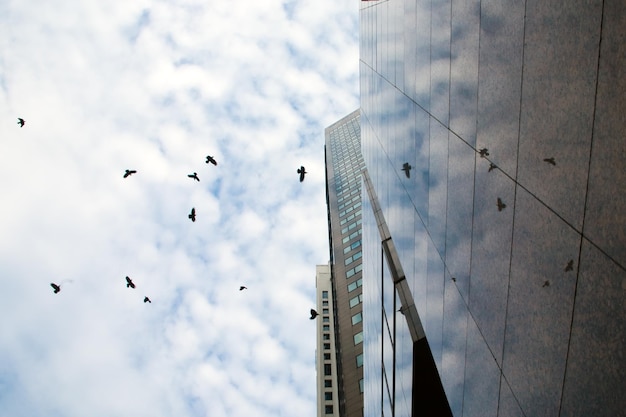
[0,1,359,416]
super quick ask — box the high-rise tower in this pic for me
[316,110,364,417]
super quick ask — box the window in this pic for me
[354,331,363,345]
[324,343,330,350]
[323,317,329,323]
[322,291,328,299]
[348,278,363,292]
[323,334,330,340]
[359,379,364,393]
[324,353,331,360]
[356,354,363,367]
[325,380,332,387]
[323,308,329,314]
[324,364,332,376]
[349,294,363,308]
[325,392,333,401]
[325,405,334,414]
[352,312,362,325]
[323,324,330,331]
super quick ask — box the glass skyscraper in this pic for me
[359,0,625,416]
[318,110,365,417]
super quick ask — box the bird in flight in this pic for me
[543,157,556,166]
[188,172,200,181]
[126,276,136,289]
[497,197,506,211]
[564,259,574,272]
[298,166,307,182]
[50,283,61,293]
[144,296,151,303]
[401,162,412,178]
[479,148,489,158]
[188,207,196,222]
[17,118,25,127]
[239,286,247,291]
[542,280,550,287]
[310,309,319,320]
[488,163,497,172]
[205,155,217,166]
[123,169,137,178]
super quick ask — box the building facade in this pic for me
[317,110,365,417]
[359,0,625,417]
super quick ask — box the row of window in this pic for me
[338,201,362,218]
[344,250,362,266]
[338,194,361,211]
[341,218,362,234]
[346,264,362,279]
[348,277,362,292]
[350,293,363,308]
[343,239,361,254]
[342,229,362,244]
[340,210,362,226]
[337,186,360,199]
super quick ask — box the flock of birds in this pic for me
[17,118,315,312]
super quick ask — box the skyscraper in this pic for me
[359,0,625,416]
[317,110,364,417]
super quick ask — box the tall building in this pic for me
[316,110,365,417]
[359,0,625,417]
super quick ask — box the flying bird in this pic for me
[479,148,489,158]
[542,280,550,287]
[298,166,307,182]
[239,286,247,291]
[497,197,506,211]
[188,172,200,181]
[401,162,412,178]
[451,277,457,282]
[50,283,61,293]
[126,276,136,289]
[564,259,574,272]
[310,309,319,320]
[543,157,556,166]
[123,169,137,178]
[205,155,217,166]
[488,163,497,172]
[144,296,151,303]
[188,207,196,222]
[17,118,25,127]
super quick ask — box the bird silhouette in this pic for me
[123,169,137,178]
[310,309,319,320]
[50,283,61,293]
[188,172,200,181]
[205,155,217,166]
[401,162,412,178]
[497,197,506,211]
[17,118,25,127]
[488,163,497,172]
[543,157,556,166]
[126,276,136,289]
[564,259,574,272]
[144,296,151,303]
[479,148,489,158]
[298,166,307,182]
[188,207,196,222]
[451,277,457,282]
[239,286,247,291]
[542,280,550,287]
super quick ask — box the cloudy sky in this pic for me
[0,0,358,415]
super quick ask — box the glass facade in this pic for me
[360,0,626,416]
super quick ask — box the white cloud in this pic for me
[0,0,357,415]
